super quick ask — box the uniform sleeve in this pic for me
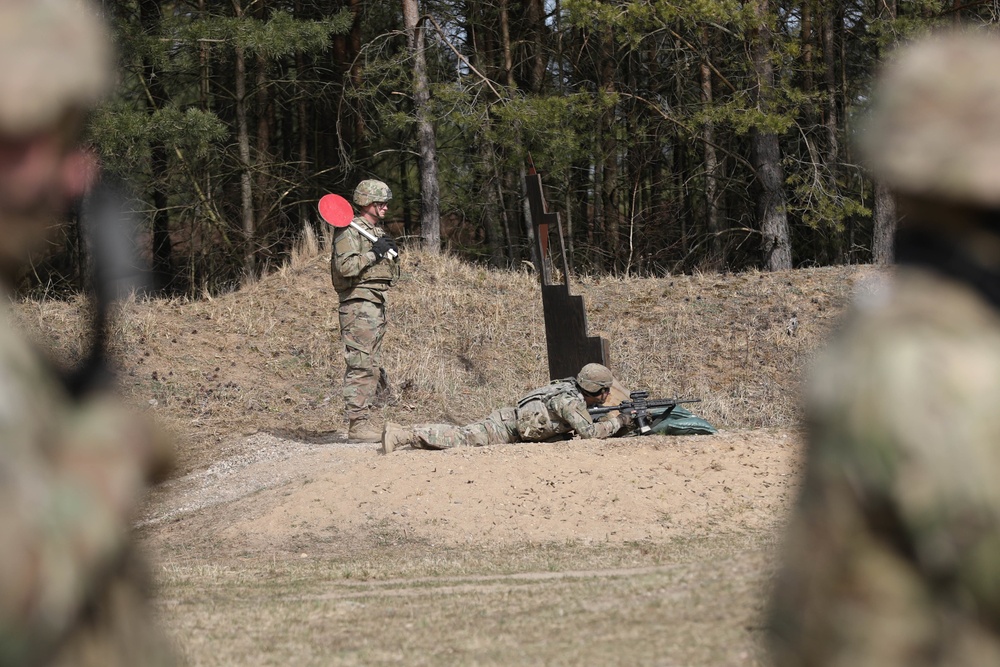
[332,226,376,279]
[552,394,621,440]
[0,390,162,664]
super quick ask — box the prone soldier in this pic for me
[382,363,633,453]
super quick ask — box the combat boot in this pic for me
[382,422,416,454]
[348,418,381,443]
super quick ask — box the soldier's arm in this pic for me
[0,396,160,664]
[332,227,376,278]
[554,396,622,440]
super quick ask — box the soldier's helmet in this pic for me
[0,0,113,137]
[859,30,1000,209]
[353,180,393,207]
[576,363,614,394]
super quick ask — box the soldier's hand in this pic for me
[372,236,397,261]
[616,410,635,430]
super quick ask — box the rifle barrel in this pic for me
[587,397,701,416]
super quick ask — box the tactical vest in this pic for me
[330,218,400,295]
[515,379,578,441]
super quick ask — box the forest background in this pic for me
[33,0,999,296]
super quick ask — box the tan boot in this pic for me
[348,418,381,443]
[382,422,416,454]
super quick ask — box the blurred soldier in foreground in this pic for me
[769,31,1000,666]
[382,363,633,453]
[331,179,400,442]
[0,1,175,664]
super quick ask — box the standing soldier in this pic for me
[331,179,400,442]
[769,31,1000,666]
[382,363,632,453]
[0,0,176,665]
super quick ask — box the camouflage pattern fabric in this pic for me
[0,300,176,666]
[338,298,387,421]
[410,407,519,449]
[0,0,112,137]
[331,215,399,421]
[409,380,623,449]
[768,268,1000,666]
[329,216,399,303]
[353,180,392,207]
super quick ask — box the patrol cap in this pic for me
[576,363,614,393]
[859,30,1000,209]
[353,179,392,207]
[0,0,113,137]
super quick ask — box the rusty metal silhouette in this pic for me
[525,168,610,380]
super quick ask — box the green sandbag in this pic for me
[644,404,717,436]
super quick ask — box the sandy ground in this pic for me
[139,427,803,559]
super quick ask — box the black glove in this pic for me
[616,411,635,430]
[371,236,398,261]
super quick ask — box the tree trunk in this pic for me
[233,1,255,275]
[872,180,896,264]
[822,6,843,262]
[350,0,365,147]
[525,0,547,93]
[700,26,722,269]
[254,1,274,250]
[499,0,537,270]
[478,129,506,268]
[599,30,619,271]
[295,0,310,233]
[138,0,173,290]
[402,0,441,253]
[748,0,792,271]
[872,0,898,264]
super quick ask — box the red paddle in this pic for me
[318,193,397,259]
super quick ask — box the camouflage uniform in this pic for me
[0,1,176,664]
[769,32,1000,666]
[392,378,625,450]
[0,302,175,667]
[331,211,400,424]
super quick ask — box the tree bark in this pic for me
[402,0,441,253]
[748,0,792,271]
[499,0,537,270]
[872,180,896,264]
[599,29,619,271]
[525,0,547,93]
[700,26,722,268]
[254,1,274,250]
[872,0,898,264]
[233,0,256,275]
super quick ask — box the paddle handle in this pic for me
[351,222,398,260]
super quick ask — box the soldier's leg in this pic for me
[370,300,387,387]
[338,299,383,422]
[410,409,519,449]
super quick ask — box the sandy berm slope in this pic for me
[139,426,802,558]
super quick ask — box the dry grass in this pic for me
[154,534,775,667]
[11,238,881,666]
[11,241,876,473]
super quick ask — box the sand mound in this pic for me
[139,428,802,558]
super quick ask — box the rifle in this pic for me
[588,391,701,435]
[63,176,150,398]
